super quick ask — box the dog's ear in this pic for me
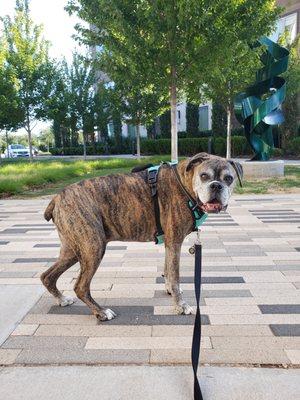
[228,160,243,187]
[186,152,210,172]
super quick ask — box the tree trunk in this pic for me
[5,129,9,159]
[26,112,33,162]
[135,123,141,159]
[226,105,232,159]
[83,132,87,161]
[170,66,178,162]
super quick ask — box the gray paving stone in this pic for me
[236,265,277,271]
[261,220,300,223]
[48,305,209,325]
[259,305,300,314]
[13,258,57,263]
[101,298,205,306]
[249,209,294,212]
[2,336,87,349]
[34,244,60,248]
[13,224,52,227]
[274,265,300,270]
[16,349,150,364]
[0,271,36,278]
[270,324,300,337]
[0,228,54,235]
[156,276,245,284]
[107,246,127,250]
[205,223,239,226]
[155,289,252,298]
[256,216,300,220]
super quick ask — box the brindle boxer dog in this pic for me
[41,153,242,321]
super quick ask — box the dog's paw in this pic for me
[58,295,75,307]
[175,302,193,315]
[97,308,117,321]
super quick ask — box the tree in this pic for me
[278,35,300,147]
[68,52,97,159]
[0,38,24,159]
[67,0,280,161]
[196,42,262,158]
[1,0,54,160]
[98,51,167,157]
[38,127,53,152]
[44,60,70,149]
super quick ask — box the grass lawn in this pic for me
[0,157,300,198]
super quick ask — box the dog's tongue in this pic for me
[201,200,223,213]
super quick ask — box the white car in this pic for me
[5,144,30,158]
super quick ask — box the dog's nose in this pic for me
[210,182,223,192]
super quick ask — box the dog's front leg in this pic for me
[164,242,193,315]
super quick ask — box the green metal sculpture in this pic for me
[234,37,289,161]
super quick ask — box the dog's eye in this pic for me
[224,175,233,185]
[200,173,209,180]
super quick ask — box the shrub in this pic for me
[212,137,226,156]
[272,148,284,158]
[286,137,300,156]
[141,138,210,155]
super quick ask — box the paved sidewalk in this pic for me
[1,365,299,400]
[0,194,299,367]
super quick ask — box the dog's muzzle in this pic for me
[199,181,227,213]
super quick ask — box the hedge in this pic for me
[141,137,252,157]
[286,137,300,156]
[50,138,134,156]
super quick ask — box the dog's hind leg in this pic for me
[41,242,78,307]
[74,240,116,322]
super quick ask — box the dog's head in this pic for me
[185,153,243,213]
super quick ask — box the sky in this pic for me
[0,0,83,62]
[0,0,86,137]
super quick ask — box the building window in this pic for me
[199,106,209,132]
[270,12,298,43]
[177,110,181,122]
[107,122,114,137]
[127,124,136,138]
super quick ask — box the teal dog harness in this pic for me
[146,162,207,244]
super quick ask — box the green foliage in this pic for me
[1,0,54,159]
[186,103,199,136]
[286,137,300,156]
[0,41,24,133]
[141,138,209,155]
[50,137,134,156]
[212,103,227,136]
[278,35,300,148]
[67,0,280,160]
[212,136,252,157]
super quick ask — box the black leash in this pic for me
[192,239,204,400]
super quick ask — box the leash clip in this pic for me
[189,228,202,255]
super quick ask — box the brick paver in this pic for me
[0,195,299,366]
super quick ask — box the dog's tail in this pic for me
[44,198,56,222]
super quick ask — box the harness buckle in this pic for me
[148,170,157,185]
[155,233,164,245]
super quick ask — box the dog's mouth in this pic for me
[200,199,226,213]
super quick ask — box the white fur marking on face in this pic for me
[192,164,235,206]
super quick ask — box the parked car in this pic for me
[5,144,30,158]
